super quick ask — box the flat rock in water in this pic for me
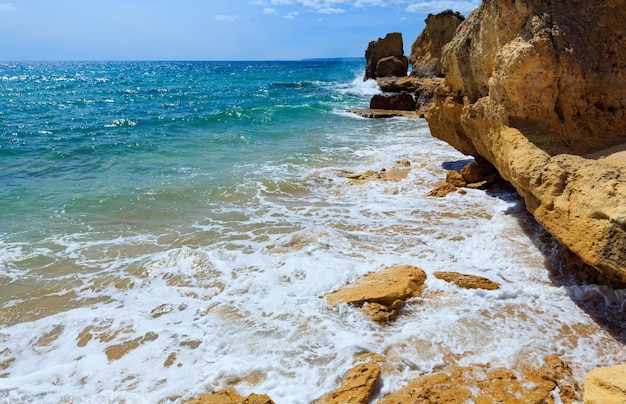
[326,264,426,322]
[434,271,500,290]
[187,389,274,404]
[347,108,419,119]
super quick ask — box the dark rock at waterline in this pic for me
[370,92,416,111]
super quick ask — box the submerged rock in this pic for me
[316,363,381,404]
[342,159,411,185]
[379,356,580,403]
[425,0,626,285]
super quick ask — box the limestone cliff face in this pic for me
[426,0,626,285]
[409,11,464,77]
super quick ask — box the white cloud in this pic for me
[213,14,238,21]
[0,2,20,12]
[263,7,277,14]
[405,1,480,14]
[254,0,479,15]
[283,11,299,19]
[318,7,345,14]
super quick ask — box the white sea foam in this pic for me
[1,83,624,403]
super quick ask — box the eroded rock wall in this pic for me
[426,0,626,285]
[409,11,464,77]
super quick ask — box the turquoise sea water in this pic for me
[1,61,624,403]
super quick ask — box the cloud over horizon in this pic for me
[252,0,480,15]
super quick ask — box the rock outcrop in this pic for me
[356,11,464,118]
[364,32,408,81]
[409,10,464,77]
[425,0,626,285]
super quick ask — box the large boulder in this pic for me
[364,32,408,80]
[425,0,626,285]
[409,10,464,77]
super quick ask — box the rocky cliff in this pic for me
[425,0,626,286]
[409,10,464,77]
[363,32,408,81]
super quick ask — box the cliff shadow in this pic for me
[489,184,626,345]
[442,157,626,344]
[441,158,474,172]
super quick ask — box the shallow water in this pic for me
[0,61,624,403]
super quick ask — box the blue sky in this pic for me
[0,1,480,61]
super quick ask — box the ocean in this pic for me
[0,60,624,403]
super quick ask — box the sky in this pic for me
[0,1,481,61]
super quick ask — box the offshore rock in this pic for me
[425,0,626,285]
[375,56,408,78]
[326,265,427,322]
[375,76,443,114]
[376,76,443,94]
[316,363,381,404]
[364,32,408,80]
[370,92,416,111]
[409,10,464,77]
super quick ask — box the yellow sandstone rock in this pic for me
[584,364,626,404]
[434,271,500,290]
[326,264,427,322]
[425,0,626,285]
[316,363,381,404]
[187,389,274,404]
[379,356,580,403]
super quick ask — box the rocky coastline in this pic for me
[360,1,626,289]
[189,1,626,402]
